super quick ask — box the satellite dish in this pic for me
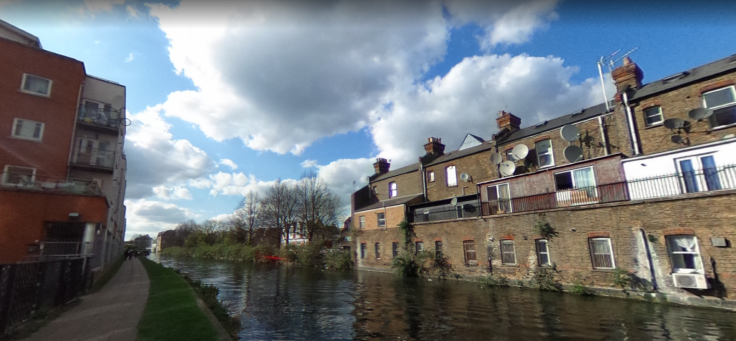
[688,108,713,121]
[450,197,458,206]
[511,144,529,160]
[499,161,515,176]
[111,95,125,111]
[563,145,583,163]
[560,124,581,142]
[671,135,683,144]
[663,118,686,130]
[460,173,471,182]
[490,153,502,165]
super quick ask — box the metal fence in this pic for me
[0,172,102,196]
[0,257,90,336]
[411,202,481,223]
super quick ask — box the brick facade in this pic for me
[370,170,422,202]
[354,205,406,231]
[425,148,495,201]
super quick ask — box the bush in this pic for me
[324,249,353,271]
[613,268,632,289]
[392,253,420,277]
[485,273,509,287]
[531,266,562,291]
[570,281,594,296]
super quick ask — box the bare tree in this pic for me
[231,191,261,245]
[261,179,299,247]
[296,172,342,242]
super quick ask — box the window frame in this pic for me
[377,213,386,227]
[11,118,45,141]
[2,165,36,186]
[463,240,476,265]
[665,235,704,274]
[415,241,424,255]
[643,106,664,127]
[676,154,722,193]
[703,86,736,129]
[486,182,512,213]
[359,216,365,229]
[535,239,551,267]
[554,166,598,205]
[375,243,381,259]
[588,238,616,270]
[435,241,443,258]
[20,74,52,97]
[392,242,399,258]
[446,165,457,187]
[388,181,397,198]
[500,240,517,265]
[427,171,435,183]
[535,139,554,168]
[456,205,464,219]
[360,243,366,259]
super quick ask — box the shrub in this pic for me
[392,253,420,277]
[324,249,353,271]
[612,268,632,289]
[531,266,562,291]
[570,281,595,296]
[485,273,509,287]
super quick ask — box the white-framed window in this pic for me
[535,139,554,168]
[703,86,736,129]
[377,213,385,227]
[359,216,365,229]
[20,74,52,97]
[463,240,476,264]
[589,238,616,269]
[643,106,664,127]
[555,167,597,205]
[427,171,435,182]
[666,235,703,273]
[677,155,722,193]
[446,165,457,187]
[536,239,551,267]
[11,118,44,141]
[2,165,36,186]
[415,241,424,255]
[486,183,511,213]
[500,240,516,265]
[388,182,397,198]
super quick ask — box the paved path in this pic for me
[23,259,150,341]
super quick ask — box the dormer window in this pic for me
[703,86,736,129]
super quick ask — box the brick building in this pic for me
[0,20,127,272]
[350,52,736,309]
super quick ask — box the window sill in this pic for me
[644,123,664,130]
[501,264,518,267]
[538,165,555,169]
[8,136,43,143]
[18,89,50,98]
[709,122,736,132]
[591,268,616,272]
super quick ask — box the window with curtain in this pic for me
[388,182,397,198]
[555,167,597,204]
[21,74,51,96]
[536,239,551,266]
[666,235,703,273]
[589,238,615,269]
[500,240,516,265]
[486,183,512,213]
[535,139,554,168]
[703,86,736,128]
[2,165,36,185]
[446,166,457,187]
[415,241,424,255]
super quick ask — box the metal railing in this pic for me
[411,202,481,223]
[78,106,120,130]
[0,173,102,196]
[0,257,91,335]
[72,148,115,169]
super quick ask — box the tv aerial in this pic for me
[560,124,581,142]
[563,145,583,163]
[511,144,529,161]
[598,47,638,112]
[499,161,515,176]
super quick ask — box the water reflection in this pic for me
[152,255,736,341]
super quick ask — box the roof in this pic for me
[0,19,41,48]
[355,194,423,212]
[425,139,495,167]
[632,53,736,100]
[372,162,420,182]
[458,133,485,150]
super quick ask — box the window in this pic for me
[375,243,381,259]
[535,139,554,168]
[446,166,457,187]
[359,216,365,229]
[703,86,736,128]
[506,149,515,161]
[20,74,52,96]
[75,138,113,167]
[678,155,722,193]
[500,240,516,265]
[589,238,615,269]
[415,241,424,255]
[388,182,397,198]
[392,242,399,258]
[360,243,366,259]
[643,106,664,127]
[536,239,551,267]
[2,165,36,186]
[377,213,385,227]
[486,183,511,213]
[666,235,703,273]
[81,100,116,124]
[463,240,476,264]
[555,167,597,204]
[435,241,443,258]
[11,118,44,141]
[427,171,435,182]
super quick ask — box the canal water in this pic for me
[151,255,736,341]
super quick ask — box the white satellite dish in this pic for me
[111,95,125,111]
[450,197,458,206]
[460,173,471,182]
[511,144,528,161]
[563,145,583,163]
[490,153,502,165]
[560,124,581,142]
[499,161,515,176]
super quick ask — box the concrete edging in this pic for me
[195,297,233,341]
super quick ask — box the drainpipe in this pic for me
[420,163,427,202]
[598,116,608,156]
[640,228,658,290]
[621,91,641,155]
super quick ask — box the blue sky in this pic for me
[2,0,735,239]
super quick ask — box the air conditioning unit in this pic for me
[672,273,709,289]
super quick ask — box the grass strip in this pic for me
[90,255,125,293]
[137,258,221,341]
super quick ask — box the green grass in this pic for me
[137,258,221,341]
[90,255,125,293]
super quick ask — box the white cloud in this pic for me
[83,0,124,13]
[152,186,193,200]
[124,52,134,63]
[219,159,238,170]
[124,199,197,239]
[300,159,318,168]
[210,213,233,222]
[124,106,217,199]
[316,158,374,209]
[126,5,139,18]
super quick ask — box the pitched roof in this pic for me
[355,194,423,212]
[372,162,420,182]
[458,133,485,150]
[632,53,736,100]
[425,140,495,167]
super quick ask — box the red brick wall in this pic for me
[0,39,86,179]
[371,171,422,202]
[425,148,495,201]
[0,190,108,262]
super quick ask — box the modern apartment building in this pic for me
[350,53,736,309]
[0,20,127,272]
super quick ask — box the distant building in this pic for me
[156,230,176,252]
[134,235,152,250]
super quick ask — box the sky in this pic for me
[2,0,735,240]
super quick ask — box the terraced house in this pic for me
[350,53,736,309]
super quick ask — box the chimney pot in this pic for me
[373,158,390,175]
[496,111,521,132]
[424,137,445,156]
[612,57,644,97]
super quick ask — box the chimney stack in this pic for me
[496,110,521,132]
[373,158,390,175]
[424,137,445,156]
[612,56,644,98]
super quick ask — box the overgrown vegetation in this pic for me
[162,244,278,263]
[531,266,562,291]
[534,221,558,240]
[324,249,354,271]
[612,268,632,289]
[570,281,595,296]
[181,274,241,339]
[484,273,510,287]
[391,219,454,278]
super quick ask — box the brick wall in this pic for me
[371,170,422,202]
[631,73,736,155]
[425,149,495,201]
[354,205,406,231]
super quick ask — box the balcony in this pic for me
[410,195,481,223]
[77,105,121,132]
[0,172,102,196]
[71,148,115,172]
